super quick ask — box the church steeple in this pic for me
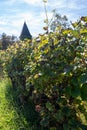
[20,22,32,40]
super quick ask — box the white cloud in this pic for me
[0,0,87,37]
[23,0,41,4]
[0,21,8,25]
[19,0,43,6]
[0,11,45,36]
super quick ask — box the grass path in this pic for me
[0,79,39,130]
[0,79,25,130]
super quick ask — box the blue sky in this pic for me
[0,0,87,37]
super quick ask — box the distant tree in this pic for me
[20,22,32,41]
[0,33,17,50]
[0,40,2,49]
[50,11,69,31]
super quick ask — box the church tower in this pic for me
[20,22,32,40]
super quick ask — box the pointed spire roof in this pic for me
[20,22,32,40]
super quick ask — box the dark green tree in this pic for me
[20,22,32,41]
[0,33,17,50]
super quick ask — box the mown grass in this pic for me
[0,78,41,130]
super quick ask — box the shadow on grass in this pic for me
[4,79,45,130]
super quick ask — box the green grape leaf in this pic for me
[81,84,87,100]
[79,73,87,85]
[46,102,54,112]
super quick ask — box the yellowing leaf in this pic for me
[71,30,79,38]
[62,29,71,35]
[80,29,87,34]
[81,16,87,22]
[34,74,39,79]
